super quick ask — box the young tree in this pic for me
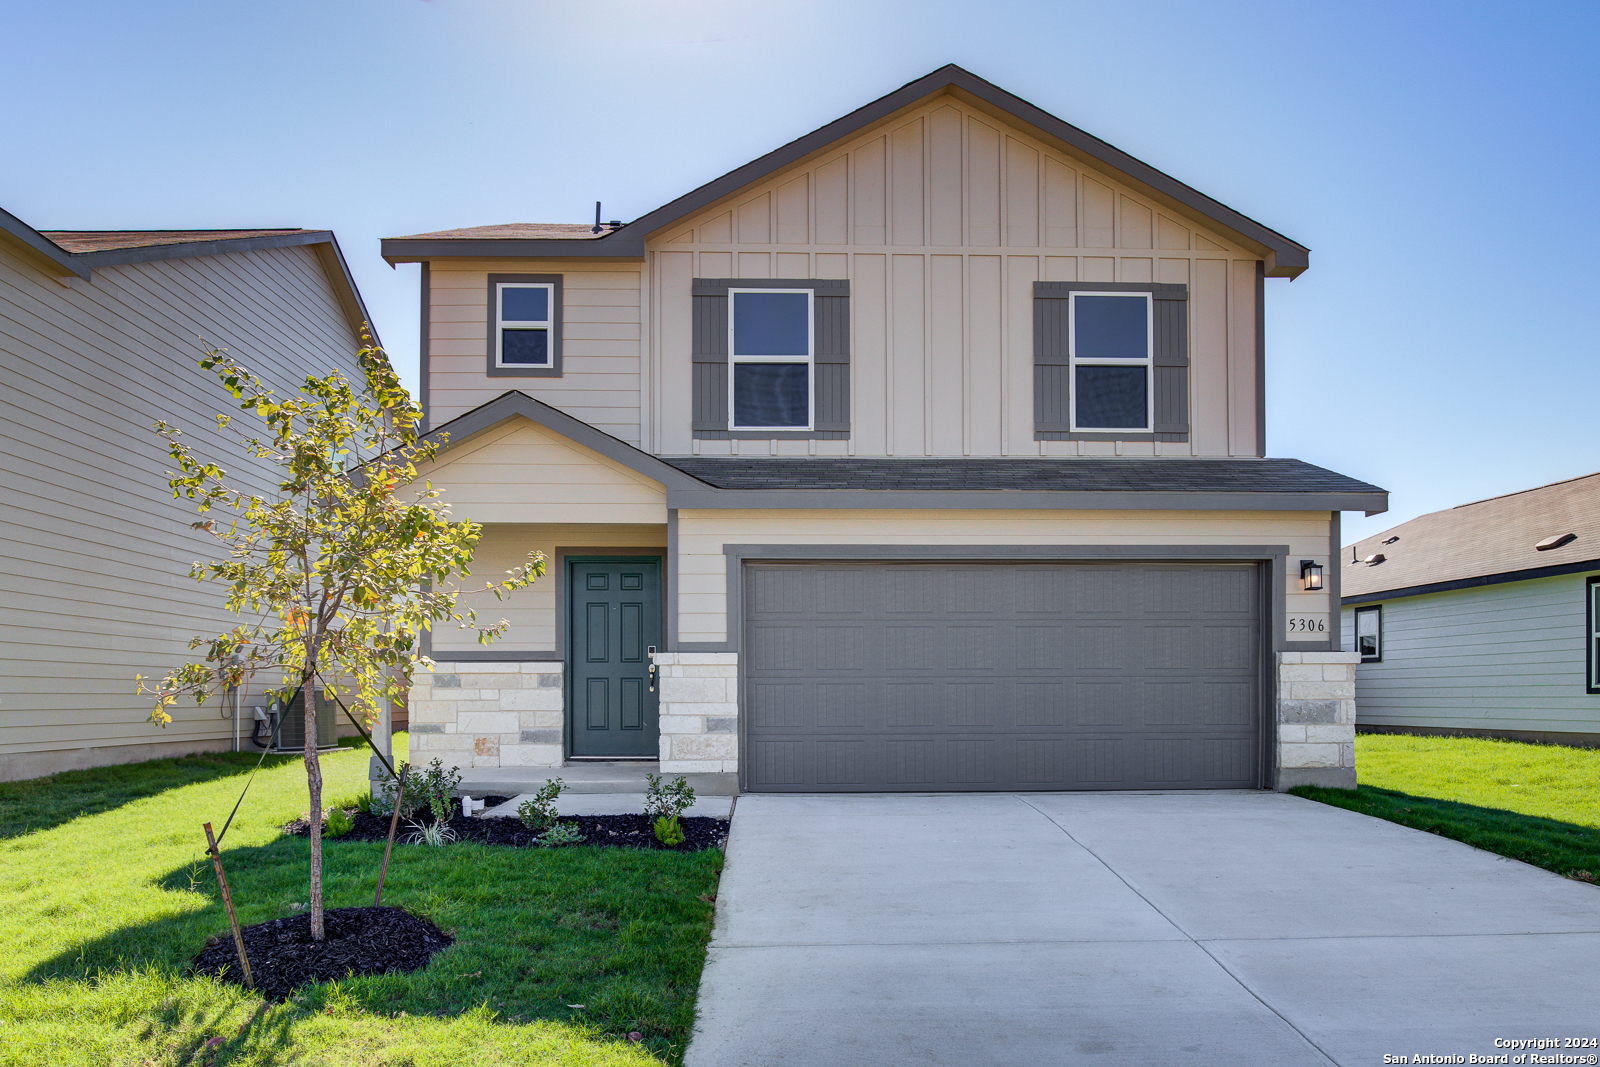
[139,335,540,940]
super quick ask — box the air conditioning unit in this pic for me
[268,689,340,753]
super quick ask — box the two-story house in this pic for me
[382,66,1386,793]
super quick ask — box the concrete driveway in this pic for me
[685,792,1600,1067]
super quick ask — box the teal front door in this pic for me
[567,557,662,757]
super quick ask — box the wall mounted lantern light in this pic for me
[1300,560,1324,591]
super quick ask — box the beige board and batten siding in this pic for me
[0,241,365,779]
[426,261,642,440]
[675,509,1334,645]
[1341,572,1600,739]
[648,95,1262,459]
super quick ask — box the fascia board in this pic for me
[382,236,645,265]
[421,391,708,491]
[666,488,1389,512]
[0,206,89,279]
[1341,557,1600,606]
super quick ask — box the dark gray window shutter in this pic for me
[692,278,849,438]
[1033,281,1188,440]
[1151,287,1189,436]
[691,283,728,432]
[813,281,850,432]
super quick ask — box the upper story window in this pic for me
[730,289,813,431]
[1033,281,1188,442]
[690,278,849,440]
[487,273,563,378]
[1070,292,1152,431]
[1355,605,1382,662]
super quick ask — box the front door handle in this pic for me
[647,646,658,692]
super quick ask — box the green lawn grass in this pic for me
[1291,732,1600,883]
[0,733,721,1066]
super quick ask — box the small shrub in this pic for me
[354,791,372,814]
[404,819,457,847]
[517,778,564,832]
[538,822,585,848]
[652,815,685,846]
[324,807,354,838]
[645,773,696,820]
[376,758,461,824]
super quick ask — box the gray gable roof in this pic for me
[1343,472,1600,603]
[381,65,1310,277]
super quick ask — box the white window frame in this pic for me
[1068,290,1154,433]
[728,287,814,432]
[1355,605,1382,663]
[495,281,555,368]
[1587,578,1600,693]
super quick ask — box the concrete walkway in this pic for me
[686,792,1600,1066]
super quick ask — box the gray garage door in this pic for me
[743,562,1264,792]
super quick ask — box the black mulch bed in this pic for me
[193,906,452,1000]
[286,807,728,852]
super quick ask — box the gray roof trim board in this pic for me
[380,65,1310,276]
[1341,557,1600,607]
[1341,470,1600,599]
[0,207,380,346]
[419,392,1387,512]
[417,391,711,491]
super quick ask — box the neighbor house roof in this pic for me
[0,208,379,347]
[381,64,1310,276]
[386,223,609,242]
[1342,472,1600,605]
[422,391,1387,513]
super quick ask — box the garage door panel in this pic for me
[743,562,1263,792]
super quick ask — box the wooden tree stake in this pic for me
[374,762,408,907]
[203,821,254,991]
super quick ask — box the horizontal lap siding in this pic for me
[0,243,364,762]
[431,523,668,654]
[1344,573,1600,734]
[646,95,1261,458]
[428,262,643,442]
[675,508,1331,644]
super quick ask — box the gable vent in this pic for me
[1535,533,1577,551]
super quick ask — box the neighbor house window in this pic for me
[1070,291,1153,431]
[1355,605,1382,662]
[1588,577,1600,693]
[486,274,563,377]
[729,288,813,430]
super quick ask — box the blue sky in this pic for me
[5,0,1597,543]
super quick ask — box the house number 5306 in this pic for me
[1287,618,1326,633]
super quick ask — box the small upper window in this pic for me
[1070,292,1152,431]
[496,282,554,367]
[729,289,812,430]
[1355,605,1382,662]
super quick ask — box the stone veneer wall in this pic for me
[654,652,739,774]
[408,661,565,770]
[1276,651,1359,790]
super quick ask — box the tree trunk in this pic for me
[303,667,325,941]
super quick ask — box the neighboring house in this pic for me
[0,206,377,781]
[1341,473,1600,748]
[382,65,1386,792]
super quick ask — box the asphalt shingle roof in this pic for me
[1343,471,1600,599]
[386,223,612,241]
[662,457,1383,494]
[41,229,313,253]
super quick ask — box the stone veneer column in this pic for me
[1275,651,1360,790]
[406,661,564,772]
[653,652,739,774]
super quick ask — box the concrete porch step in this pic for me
[456,761,738,798]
